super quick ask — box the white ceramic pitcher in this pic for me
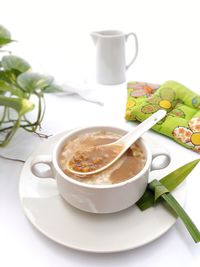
[91,30,138,85]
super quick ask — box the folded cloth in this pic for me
[125,80,200,153]
[61,80,104,106]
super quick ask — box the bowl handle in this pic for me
[151,147,171,171]
[31,155,55,179]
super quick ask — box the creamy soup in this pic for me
[59,131,146,185]
[68,143,124,173]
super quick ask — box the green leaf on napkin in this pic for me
[137,159,200,211]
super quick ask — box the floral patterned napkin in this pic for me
[125,80,200,153]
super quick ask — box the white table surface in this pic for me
[1,0,200,266]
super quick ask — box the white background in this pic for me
[1,0,200,266]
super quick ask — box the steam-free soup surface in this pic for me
[59,131,146,185]
[68,143,123,173]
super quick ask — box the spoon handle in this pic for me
[119,110,167,148]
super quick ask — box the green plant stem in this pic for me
[0,120,42,132]
[0,124,14,132]
[35,95,44,129]
[0,119,20,147]
[39,96,46,125]
[0,154,25,163]
[20,95,45,133]
[0,106,7,125]
[161,193,200,243]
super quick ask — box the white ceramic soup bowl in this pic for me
[31,126,171,214]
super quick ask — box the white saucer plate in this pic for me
[19,130,186,253]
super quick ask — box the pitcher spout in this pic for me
[90,32,99,45]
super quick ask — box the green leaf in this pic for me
[0,38,13,46]
[17,72,53,93]
[0,71,10,83]
[137,159,200,211]
[0,25,13,46]
[149,179,169,201]
[0,25,11,39]
[0,70,20,85]
[0,95,34,115]
[43,84,63,93]
[161,192,200,243]
[161,159,200,190]
[136,189,154,210]
[0,80,23,97]
[1,55,31,73]
[147,179,200,243]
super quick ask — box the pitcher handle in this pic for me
[125,32,139,70]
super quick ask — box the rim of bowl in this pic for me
[53,126,152,189]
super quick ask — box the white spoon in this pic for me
[67,109,167,175]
